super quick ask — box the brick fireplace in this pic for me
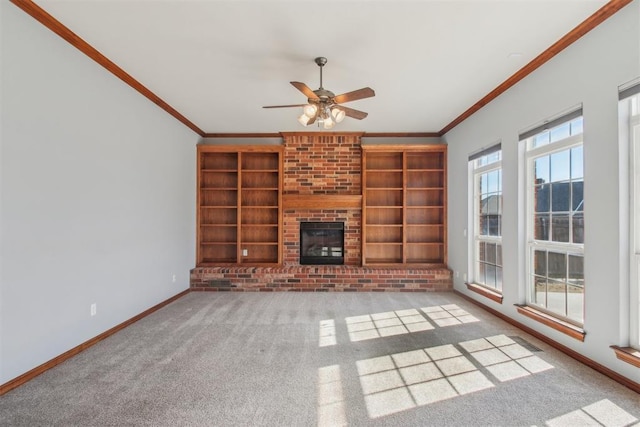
[190,133,452,292]
[282,133,362,266]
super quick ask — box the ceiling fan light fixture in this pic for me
[298,113,312,126]
[323,116,335,129]
[303,103,318,117]
[331,107,345,123]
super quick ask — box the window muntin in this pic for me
[525,115,584,325]
[472,150,502,292]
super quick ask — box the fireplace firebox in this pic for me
[300,222,344,265]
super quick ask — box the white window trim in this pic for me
[525,131,584,325]
[629,110,640,348]
[472,159,502,291]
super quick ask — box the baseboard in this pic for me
[0,289,190,396]
[454,290,640,394]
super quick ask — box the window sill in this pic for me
[515,304,585,342]
[610,346,640,368]
[465,282,503,304]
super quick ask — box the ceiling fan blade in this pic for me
[291,82,319,99]
[333,87,375,104]
[307,114,317,126]
[338,106,368,120]
[262,104,307,109]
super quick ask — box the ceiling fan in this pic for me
[263,57,375,129]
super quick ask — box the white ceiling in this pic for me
[32,0,609,135]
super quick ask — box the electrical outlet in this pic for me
[242,249,248,256]
[90,303,97,316]
[172,274,176,283]
[455,271,460,278]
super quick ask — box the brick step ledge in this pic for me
[190,265,453,292]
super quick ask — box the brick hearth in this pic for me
[190,265,453,292]
[191,133,452,291]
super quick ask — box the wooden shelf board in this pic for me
[201,188,238,191]
[200,259,237,264]
[242,242,278,246]
[365,258,404,264]
[201,242,237,246]
[366,187,403,190]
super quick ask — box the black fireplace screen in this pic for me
[300,222,344,265]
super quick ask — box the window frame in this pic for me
[627,95,640,349]
[524,124,585,326]
[470,152,503,293]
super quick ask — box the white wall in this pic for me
[0,2,198,384]
[445,0,640,383]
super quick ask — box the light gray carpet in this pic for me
[1,292,639,426]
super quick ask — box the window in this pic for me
[623,83,640,349]
[523,110,584,325]
[470,146,502,292]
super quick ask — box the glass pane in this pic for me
[534,250,547,276]
[479,214,488,236]
[534,276,547,306]
[551,182,571,212]
[533,131,550,148]
[496,244,502,267]
[572,212,585,244]
[486,242,496,264]
[496,267,503,292]
[497,169,502,192]
[550,150,571,182]
[571,146,583,179]
[478,241,486,263]
[487,151,501,164]
[567,284,584,323]
[547,280,567,316]
[486,264,497,288]
[535,214,550,240]
[568,255,584,286]
[487,170,499,193]
[480,174,488,194]
[570,117,583,135]
[485,193,500,215]
[476,156,486,167]
[535,156,550,184]
[571,180,584,211]
[478,262,486,285]
[548,251,567,281]
[488,216,500,237]
[535,184,550,212]
[551,213,570,242]
[550,122,570,143]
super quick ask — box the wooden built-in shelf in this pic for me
[362,144,447,266]
[197,145,283,266]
